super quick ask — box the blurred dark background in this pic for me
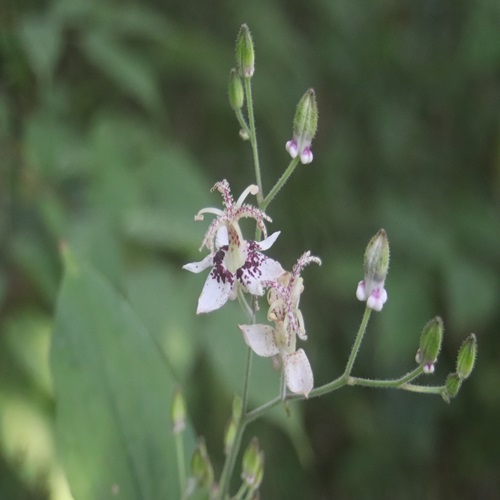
[1,0,499,498]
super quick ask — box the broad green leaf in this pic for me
[51,248,194,500]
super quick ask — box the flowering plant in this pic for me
[171,24,478,499]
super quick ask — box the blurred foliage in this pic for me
[1,0,499,498]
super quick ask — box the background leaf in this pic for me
[51,248,194,500]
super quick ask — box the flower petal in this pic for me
[240,254,285,296]
[356,280,367,301]
[256,231,280,251]
[183,254,214,273]
[216,225,229,248]
[197,273,233,314]
[238,324,279,357]
[284,349,313,397]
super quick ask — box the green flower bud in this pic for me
[228,68,244,110]
[415,317,444,374]
[224,417,237,456]
[190,438,214,488]
[236,24,255,78]
[443,372,462,403]
[356,229,390,311]
[170,387,186,435]
[364,229,390,283]
[232,395,243,420]
[241,437,262,487]
[285,89,318,164]
[456,333,477,380]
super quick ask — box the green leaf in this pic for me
[82,31,161,112]
[51,247,194,500]
[18,13,63,84]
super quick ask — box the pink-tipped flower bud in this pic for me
[285,88,318,164]
[415,317,443,374]
[241,437,264,488]
[356,229,390,311]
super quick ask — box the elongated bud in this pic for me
[415,317,443,374]
[241,437,263,488]
[170,387,186,434]
[285,89,318,164]
[228,68,244,110]
[364,229,390,283]
[356,229,390,311]
[443,372,462,403]
[456,333,477,380]
[191,437,214,488]
[236,24,255,78]
[232,395,243,420]
[224,418,237,455]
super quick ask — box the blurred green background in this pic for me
[1,0,500,498]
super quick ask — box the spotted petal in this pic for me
[284,349,313,397]
[197,271,234,314]
[239,324,279,357]
[182,254,215,274]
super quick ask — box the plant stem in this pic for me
[175,433,186,499]
[343,306,372,378]
[244,78,263,201]
[348,366,423,388]
[261,157,300,211]
[235,109,251,138]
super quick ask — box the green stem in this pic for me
[244,78,263,201]
[348,366,423,388]
[217,311,255,498]
[175,433,186,499]
[344,306,372,377]
[235,109,251,138]
[398,383,446,395]
[261,157,300,211]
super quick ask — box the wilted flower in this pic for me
[239,252,321,396]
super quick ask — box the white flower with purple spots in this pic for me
[239,251,321,397]
[183,179,285,314]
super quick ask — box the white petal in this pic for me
[238,324,279,357]
[256,255,285,281]
[286,140,298,158]
[300,148,313,164]
[197,273,233,314]
[356,280,367,301]
[256,231,281,251]
[216,225,229,248]
[183,254,214,273]
[284,349,313,397]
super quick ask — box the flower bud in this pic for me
[228,68,244,110]
[285,89,318,164]
[232,395,243,420]
[415,317,443,374]
[191,437,214,488]
[236,24,255,78]
[456,333,477,380]
[224,418,237,456]
[170,387,186,435]
[356,229,390,311]
[241,437,263,487]
[443,372,462,403]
